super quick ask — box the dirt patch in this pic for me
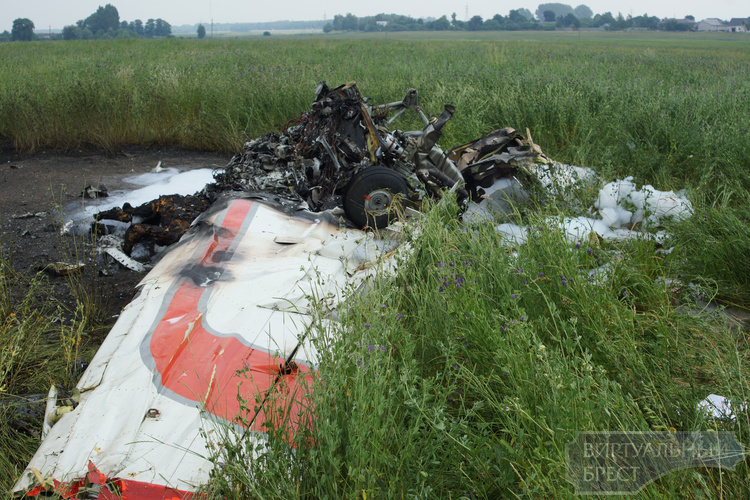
[0,141,232,318]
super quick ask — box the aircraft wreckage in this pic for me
[87,81,551,270]
[16,82,556,498]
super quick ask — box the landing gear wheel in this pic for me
[343,166,409,229]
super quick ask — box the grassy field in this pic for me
[1,31,749,497]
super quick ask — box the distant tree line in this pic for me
[322,4,698,33]
[0,2,705,42]
[0,3,171,42]
[62,4,171,40]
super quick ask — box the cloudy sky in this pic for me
[2,0,746,30]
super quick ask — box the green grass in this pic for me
[0,236,115,495]
[0,259,64,494]
[1,31,749,496]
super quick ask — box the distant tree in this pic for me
[632,14,659,30]
[592,11,616,28]
[535,3,574,21]
[144,18,155,37]
[342,13,358,30]
[543,10,556,22]
[83,4,120,36]
[483,18,501,30]
[613,12,629,30]
[516,8,534,20]
[154,18,171,37]
[664,19,692,31]
[574,5,593,19]
[323,23,333,33]
[11,18,35,41]
[62,25,78,40]
[197,24,206,39]
[508,9,529,23]
[132,19,144,36]
[332,13,358,31]
[467,15,484,31]
[431,15,450,30]
[562,12,580,27]
[685,15,694,21]
[450,12,465,29]
[263,31,271,36]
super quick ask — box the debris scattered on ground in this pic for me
[697,394,747,421]
[93,193,211,262]
[486,175,693,248]
[81,184,108,199]
[14,211,47,219]
[595,176,692,229]
[35,261,85,277]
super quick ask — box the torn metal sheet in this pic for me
[102,247,148,273]
[16,195,403,497]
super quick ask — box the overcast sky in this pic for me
[2,0,746,31]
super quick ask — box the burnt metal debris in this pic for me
[92,194,211,268]
[213,81,549,229]
[93,81,550,266]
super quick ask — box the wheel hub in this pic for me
[364,189,393,213]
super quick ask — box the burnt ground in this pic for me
[0,141,232,322]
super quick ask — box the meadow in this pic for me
[1,31,749,497]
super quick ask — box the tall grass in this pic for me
[0,237,114,494]
[1,35,749,195]
[0,258,63,494]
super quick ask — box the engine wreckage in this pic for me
[213,81,548,228]
[93,81,552,269]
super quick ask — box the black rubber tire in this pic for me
[343,166,409,229]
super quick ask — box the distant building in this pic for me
[697,18,728,32]
[727,18,748,32]
[697,17,748,32]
